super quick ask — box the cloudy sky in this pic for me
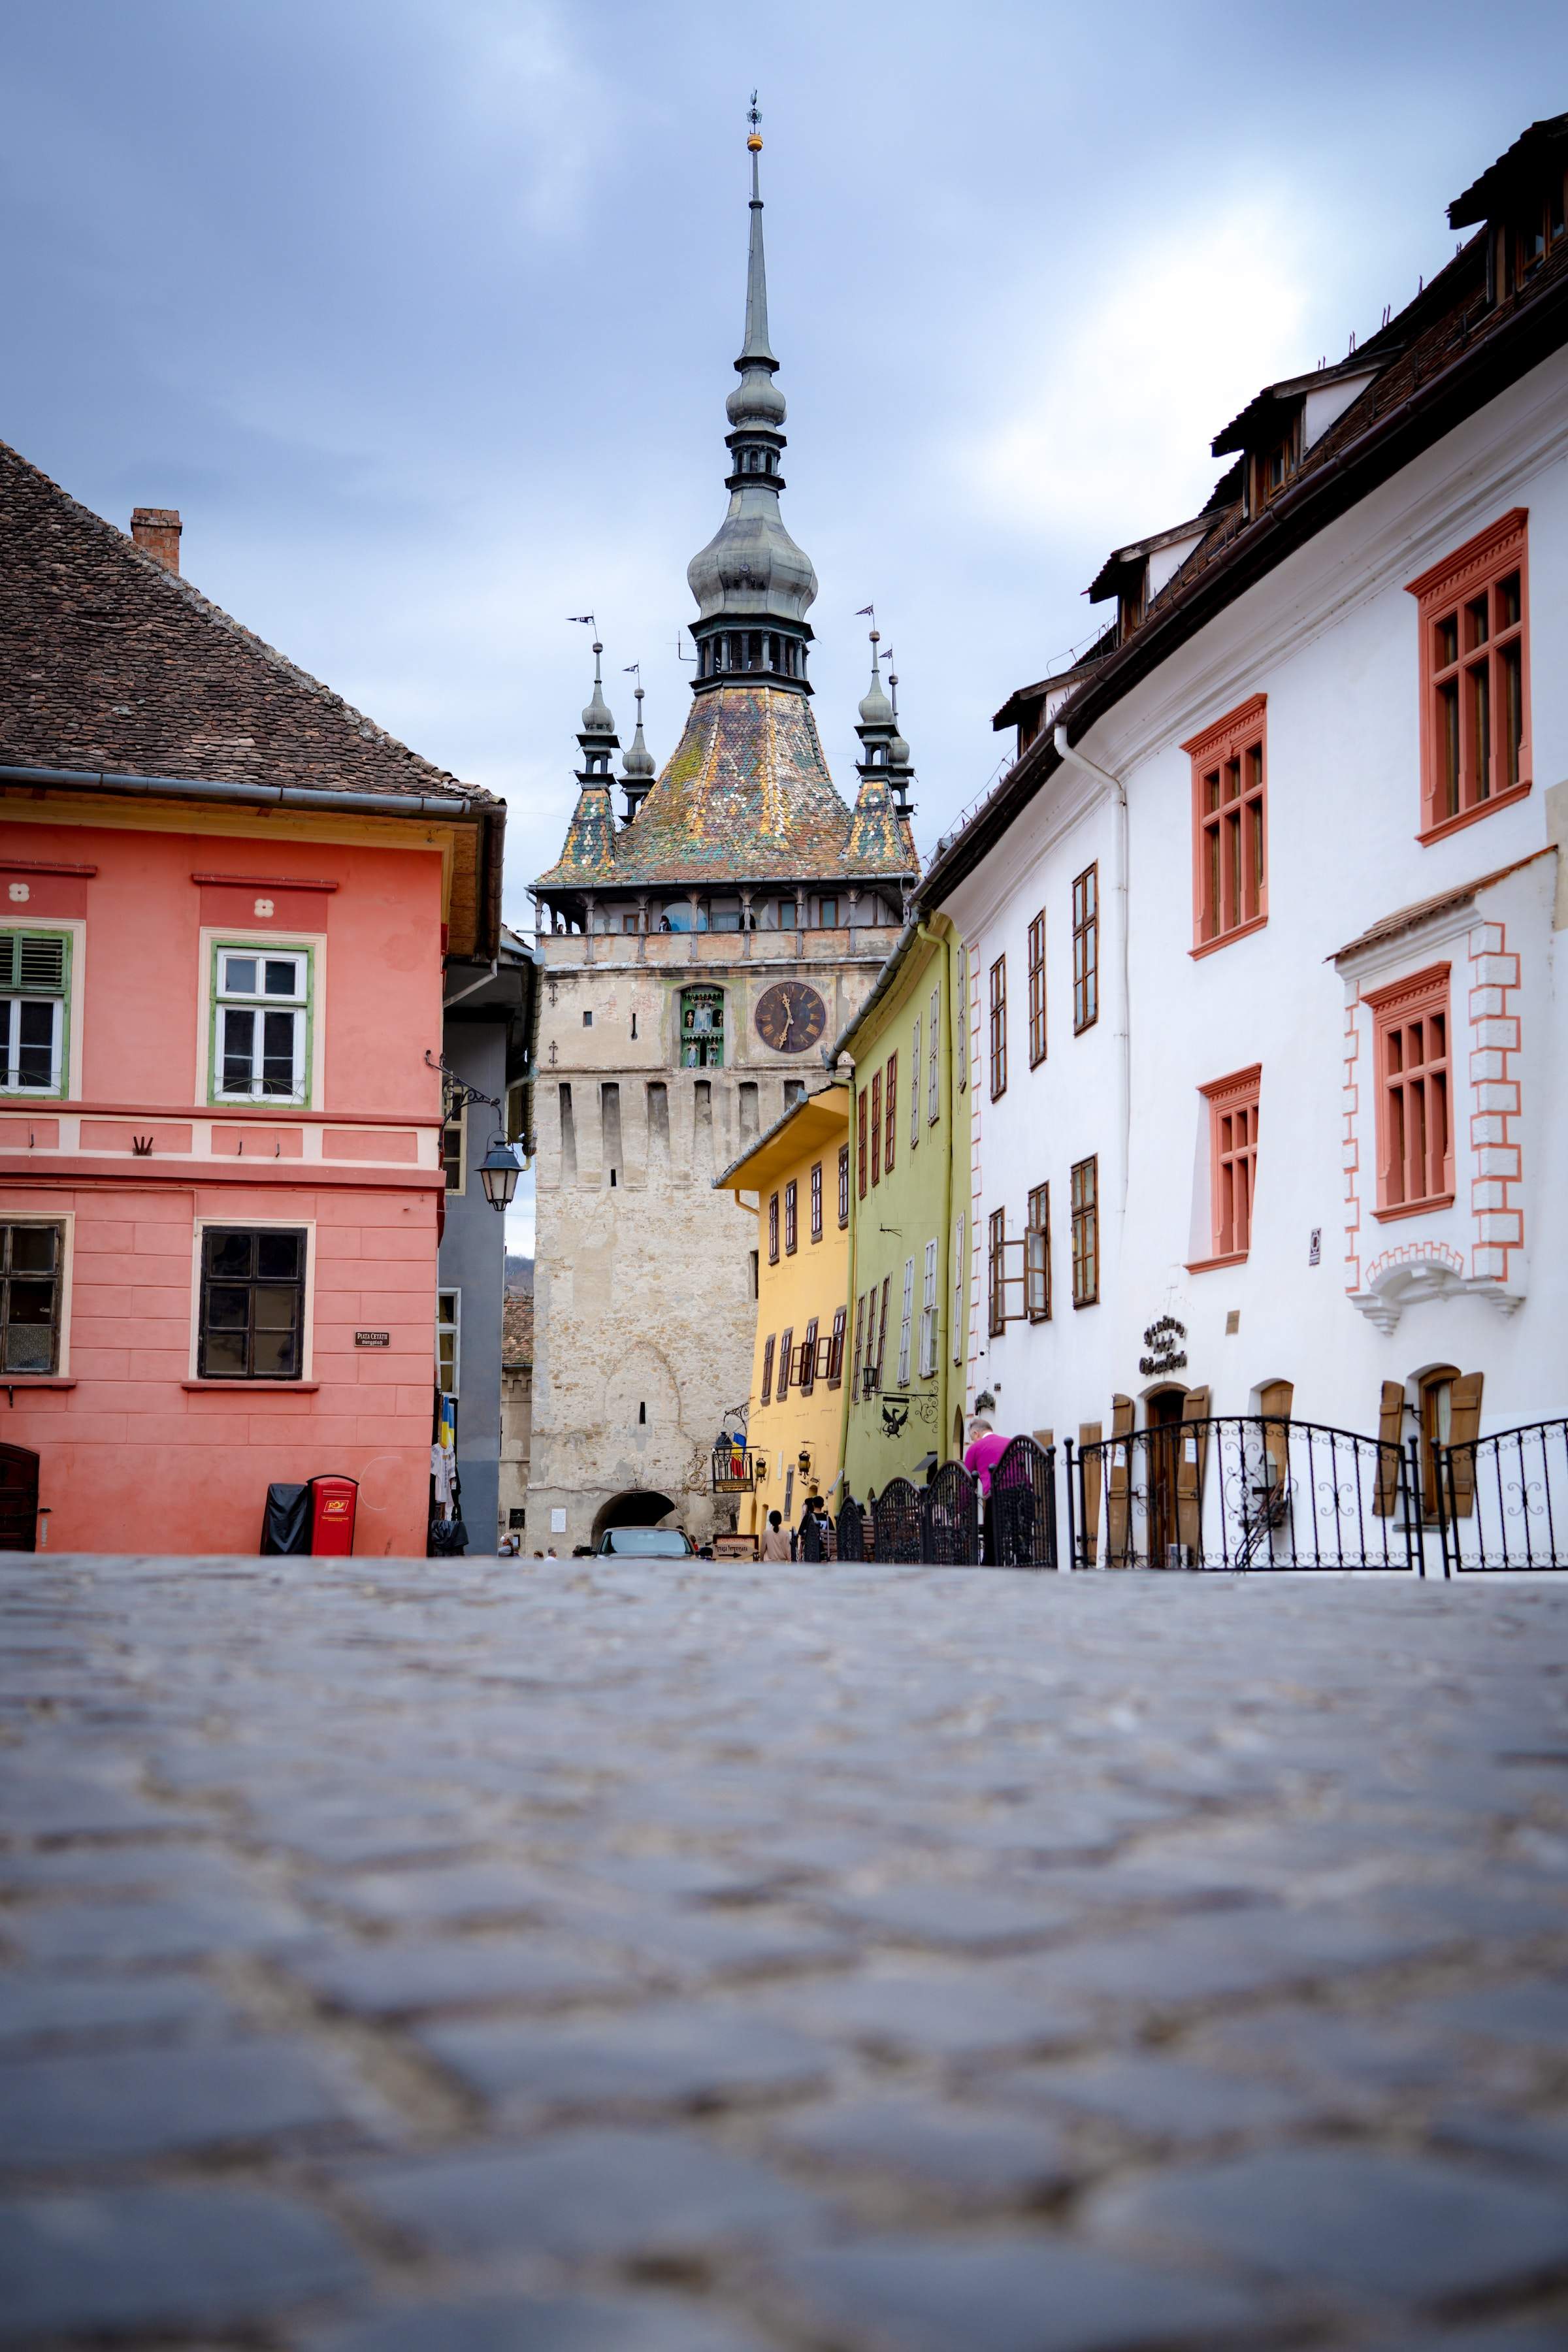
[5,2,1563,1250]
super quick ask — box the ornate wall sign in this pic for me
[1139,1315,1188,1377]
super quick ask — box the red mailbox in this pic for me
[308,1475,359,1556]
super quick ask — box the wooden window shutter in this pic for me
[1447,1370,1484,1518]
[1176,1386,1212,1556]
[1258,1379,1293,1493]
[1374,1380,1405,1516]
[1106,1395,1135,1561]
[1079,1420,1103,1558]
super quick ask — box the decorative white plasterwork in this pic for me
[1348,1240,1524,1333]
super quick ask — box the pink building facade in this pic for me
[0,443,505,1554]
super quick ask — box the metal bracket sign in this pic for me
[1139,1316,1188,1377]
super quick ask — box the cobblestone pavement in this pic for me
[3,1560,1568,2351]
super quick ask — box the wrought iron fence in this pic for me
[797,1510,838,1563]
[836,1496,865,1562]
[870,1477,925,1565]
[990,1437,1057,1569]
[1064,1416,1421,1573]
[1435,1417,1568,1573]
[923,1460,981,1565]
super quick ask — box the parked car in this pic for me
[595,1526,695,1558]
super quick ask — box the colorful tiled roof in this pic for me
[536,684,915,889]
[0,437,486,804]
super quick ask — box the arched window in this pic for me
[680,985,725,1069]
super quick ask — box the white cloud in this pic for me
[958,189,1320,555]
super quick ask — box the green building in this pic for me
[832,647,971,1500]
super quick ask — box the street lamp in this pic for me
[478,1134,523,1212]
[425,1053,524,1216]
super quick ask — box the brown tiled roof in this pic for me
[536,683,915,890]
[0,437,488,804]
[502,1288,534,1367]
[1330,849,1556,964]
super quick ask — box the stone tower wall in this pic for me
[526,924,897,1552]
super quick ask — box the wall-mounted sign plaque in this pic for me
[354,1331,391,1348]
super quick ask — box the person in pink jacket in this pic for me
[963,1414,1009,1562]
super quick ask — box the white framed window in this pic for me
[0,932,69,1096]
[897,1254,915,1388]
[927,985,940,1122]
[919,1238,939,1377]
[437,1288,461,1396]
[951,1209,965,1365]
[212,945,310,1103]
[910,1014,922,1148]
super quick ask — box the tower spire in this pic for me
[739,92,777,372]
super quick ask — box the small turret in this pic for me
[847,625,914,867]
[621,683,655,824]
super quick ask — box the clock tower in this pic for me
[525,110,919,1552]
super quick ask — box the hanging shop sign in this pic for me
[1139,1316,1188,1377]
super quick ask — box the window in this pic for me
[1026,1181,1051,1321]
[768,1191,779,1264]
[198,1226,306,1380]
[1027,913,1047,1066]
[827,1304,846,1388]
[809,1160,823,1243]
[857,1092,868,1199]
[897,1256,915,1386]
[875,1277,890,1389]
[988,956,1007,1098]
[679,985,724,1068]
[919,1238,938,1375]
[1072,868,1098,1032]
[927,986,941,1122]
[436,1288,461,1394]
[0,932,69,1097]
[442,1109,465,1194]
[838,1144,850,1227]
[1070,1156,1099,1307]
[776,1323,793,1400]
[870,1070,882,1187]
[1201,1067,1261,1260]
[784,1179,798,1255]
[582,1009,593,1026]
[1408,511,1529,841]
[1368,965,1452,1215]
[883,1052,898,1173]
[799,1315,819,1397]
[1185,698,1267,952]
[988,1207,1006,1338]
[760,1332,776,1406]
[0,1222,63,1371]
[213,947,309,1103]
[851,1292,866,1398]
[910,1017,921,1149]
[951,1209,965,1365]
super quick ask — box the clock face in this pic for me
[755,980,827,1055]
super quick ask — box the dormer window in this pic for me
[1247,409,1300,514]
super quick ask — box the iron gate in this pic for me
[870,1477,924,1564]
[1435,1417,1568,1573]
[1065,1416,1422,1573]
[989,1437,1057,1569]
[923,1460,981,1564]
[836,1496,865,1562]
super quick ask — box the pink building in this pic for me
[0,451,506,1554]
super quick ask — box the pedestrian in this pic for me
[964,1413,1009,1562]
[759,1509,791,1563]
[797,1490,829,1563]
[546,1546,558,1560]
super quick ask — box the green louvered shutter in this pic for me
[1,935,67,994]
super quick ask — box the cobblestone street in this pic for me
[2,1560,1567,2349]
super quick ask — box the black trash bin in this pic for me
[261,1482,310,1556]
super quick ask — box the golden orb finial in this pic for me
[747,133,763,152]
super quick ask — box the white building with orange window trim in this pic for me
[923,113,1568,1552]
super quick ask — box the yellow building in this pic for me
[715,1086,851,1549]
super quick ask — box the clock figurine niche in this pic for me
[755,980,827,1054]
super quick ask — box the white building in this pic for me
[925,114,1568,1569]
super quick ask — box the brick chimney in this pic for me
[130,508,182,573]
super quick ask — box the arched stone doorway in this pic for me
[591,1490,676,1543]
